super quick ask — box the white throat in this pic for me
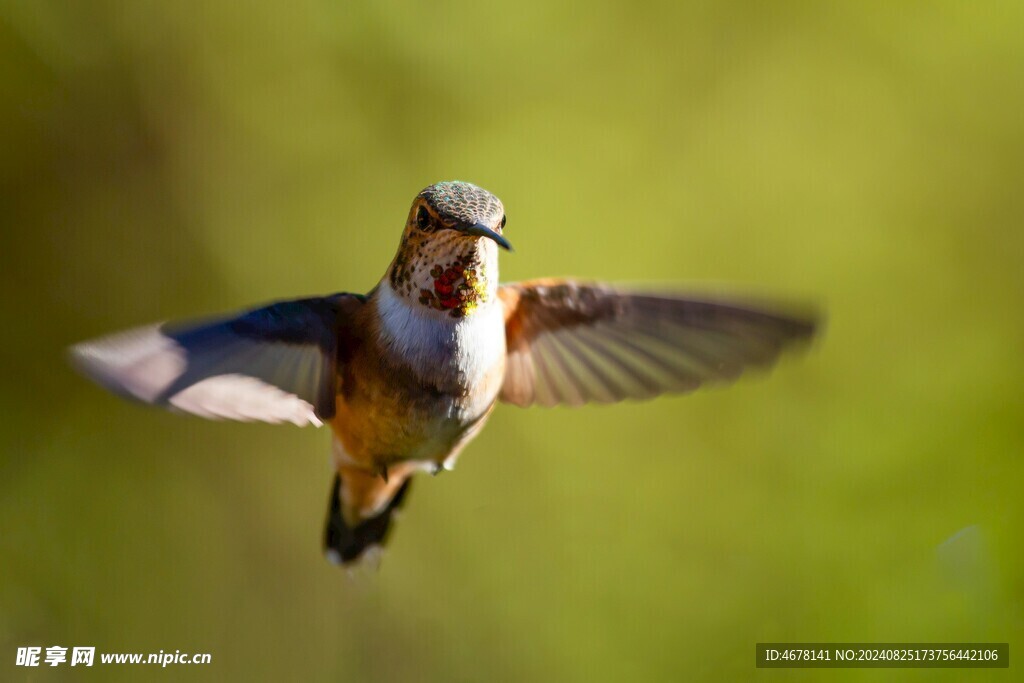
[374,282,506,392]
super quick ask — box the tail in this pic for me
[323,470,413,566]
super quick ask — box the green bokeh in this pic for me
[2,1,1022,681]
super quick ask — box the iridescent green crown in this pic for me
[418,181,504,227]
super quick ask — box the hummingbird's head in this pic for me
[387,181,507,317]
[411,181,511,251]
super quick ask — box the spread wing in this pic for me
[69,294,365,426]
[498,279,817,408]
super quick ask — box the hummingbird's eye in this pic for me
[416,206,431,231]
[500,215,507,230]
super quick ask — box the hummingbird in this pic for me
[70,181,817,566]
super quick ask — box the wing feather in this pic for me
[498,280,816,408]
[70,294,364,426]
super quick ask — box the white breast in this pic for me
[375,282,506,393]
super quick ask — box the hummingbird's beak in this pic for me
[462,222,513,251]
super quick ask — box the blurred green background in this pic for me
[2,1,1022,681]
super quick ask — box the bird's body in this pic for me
[328,273,506,529]
[71,181,818,565]
[336,283,505,472]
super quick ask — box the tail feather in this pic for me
[323,472,413,565]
